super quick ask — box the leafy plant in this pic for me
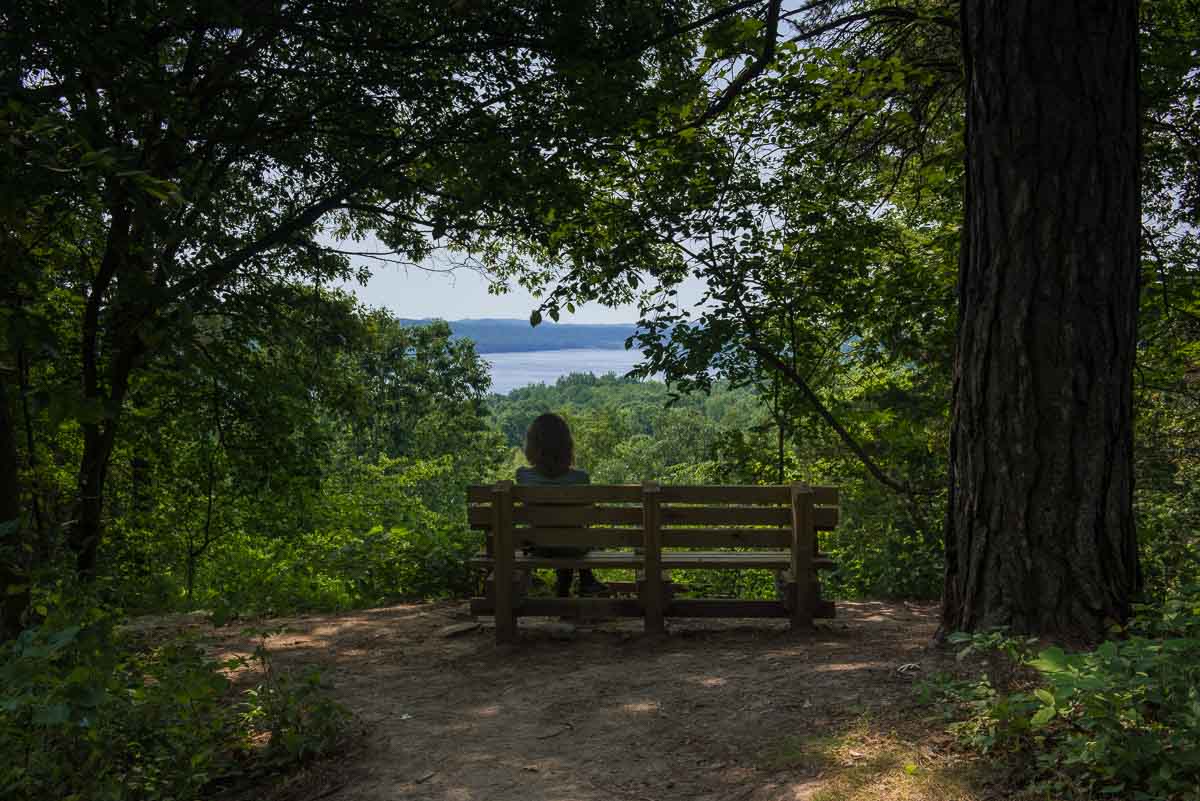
[924,591,1200,800]
[239,632,350,763]
[0,600,349,801]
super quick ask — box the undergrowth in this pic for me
[0,591,349,801]
[918,586,1200,801]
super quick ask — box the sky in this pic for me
[338,262,634,324]
[336,248,709,324]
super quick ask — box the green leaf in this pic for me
[529,309,542,327]
[1034,688,1056,706]
[1029,646,1069,673]
[1030,706,1056,727]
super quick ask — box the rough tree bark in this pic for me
[943,1,1142,640]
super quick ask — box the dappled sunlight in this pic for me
[837,601,939,624]
[619,700,660,714]
[761,725,988,801]
[763,646,815,660]
[810,661,884,674]
[201,602,472,666]
[178,600,1000,801]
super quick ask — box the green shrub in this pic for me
[923,590,1200,800]
[0,599,349,801]
[239,632,350,764]
[820,501,944,600]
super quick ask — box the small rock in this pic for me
[439,621,481,638]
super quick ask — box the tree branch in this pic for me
[745,339,925,495]
[690,0,783,129]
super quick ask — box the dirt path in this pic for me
[203,602,990,801]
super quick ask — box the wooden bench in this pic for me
[467,481,839,644]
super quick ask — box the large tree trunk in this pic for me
[943,1,1142,641]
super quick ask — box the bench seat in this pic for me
[469,550,838,570]
[468,481,840,643]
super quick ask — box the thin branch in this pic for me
[689,0,783,130]
[746,338,925,495]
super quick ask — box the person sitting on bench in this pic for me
[516,413,609,597]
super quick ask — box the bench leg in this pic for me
[790,578,816,629]
[491,482,518,644]
[495,577,516,644]
[638,570,667,635]
[789,485,816,630]
[641,481,665,635]
[779,571,816,629]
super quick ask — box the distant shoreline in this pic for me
[401,317,637,354]
[472,343,631,354]
[483,347,647,394]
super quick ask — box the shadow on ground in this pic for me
[188,601,1005,801]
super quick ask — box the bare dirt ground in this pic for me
[191,601,1002,801]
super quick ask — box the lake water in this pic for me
[485,348,647,394]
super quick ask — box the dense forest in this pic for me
[3,0,1199,799]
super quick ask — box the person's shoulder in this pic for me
[515,466,589,485]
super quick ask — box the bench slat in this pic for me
[658,485,839,506]
[661,551,835,569]
[470,504,837,530]
[469,551,837,570]
[469,505,641,527]
[470,551,647,569]
[660,528,790,548]
[662,505,789,526]
[468,484,643,503]
[515,528,643,547]
[661,505,838,530]
[467,484,838,506]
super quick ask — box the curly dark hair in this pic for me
[523,413,574,477]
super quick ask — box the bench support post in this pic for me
[641,481,665,634]
[492,480,517,644]
[790,484,816,629]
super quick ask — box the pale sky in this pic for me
[337,262,635,324]
[337,252,708,324]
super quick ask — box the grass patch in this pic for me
[761,732,843,773]
[763,723,990,801]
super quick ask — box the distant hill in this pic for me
[401,318,636,354]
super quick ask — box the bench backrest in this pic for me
[467,483,839,554]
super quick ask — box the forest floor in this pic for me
[166,600,1016,801]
